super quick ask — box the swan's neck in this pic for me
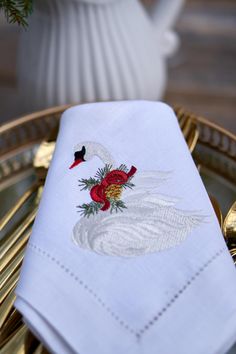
[86,142,114,166]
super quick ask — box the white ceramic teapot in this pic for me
[18,0,184,111]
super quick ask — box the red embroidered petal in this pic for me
[90,185,106,203]
[127,166,137,178]
[100,199,111,211]
[102,170,128,185]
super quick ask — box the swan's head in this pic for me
[69,144,87,169]
[69,141,114,169]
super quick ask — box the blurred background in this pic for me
[0,2,236,353]
[0,0,235,132]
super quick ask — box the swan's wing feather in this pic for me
[123,192,179,207]
[73,195,205,257]
[123,170,179,206]
[72,169,204,257]
[125,170,171,192]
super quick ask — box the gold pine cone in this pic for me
[105,184,122,200]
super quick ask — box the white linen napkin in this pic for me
[15,101,236,354]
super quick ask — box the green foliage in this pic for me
[122,180,135,190]
[110,199,127,213]
[77,199,128,218]
[94,164,113,182]
[0,0,33,27]
[117,164,129,173]
[77,202,102,218]
[78,177,98,191]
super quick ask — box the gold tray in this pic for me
[0,105,236,353]
[1,106,236,222]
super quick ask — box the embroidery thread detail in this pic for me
[78,164,137,216]
[70,142,205,257]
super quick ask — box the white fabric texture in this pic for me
[15,101,236,354]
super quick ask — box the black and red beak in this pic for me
[69,146,86,169]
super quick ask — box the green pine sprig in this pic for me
[122,180,135,190]
[77,201,102,218]
[77,199,128,218]
[0,0,33,27]
[117,164,129,173]
[110,200,127,213]
[94,164,113,181]
[78,177,98,191]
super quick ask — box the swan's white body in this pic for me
[72,142,203,257]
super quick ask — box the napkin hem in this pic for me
[136,246,227,338]
[15,296,77,354]
[27,242,136,335]
[26,241,228,340]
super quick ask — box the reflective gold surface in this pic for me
[0,209,36,262]
[210,195,223,229]
[0,227,33,273]
[33,141,56,171]
[0,286,17,329]
[0,248,24,290]
[224,201,236,240]
[0,184,38,232]
[0,105,236,353]
[0,269,20,305]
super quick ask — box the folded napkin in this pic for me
[15,101,236,354]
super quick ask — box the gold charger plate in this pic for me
[0,105,236,353]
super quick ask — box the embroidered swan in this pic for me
[70,142,204,257]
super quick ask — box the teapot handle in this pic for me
[146,0,184,56]
[150,0,184,32]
